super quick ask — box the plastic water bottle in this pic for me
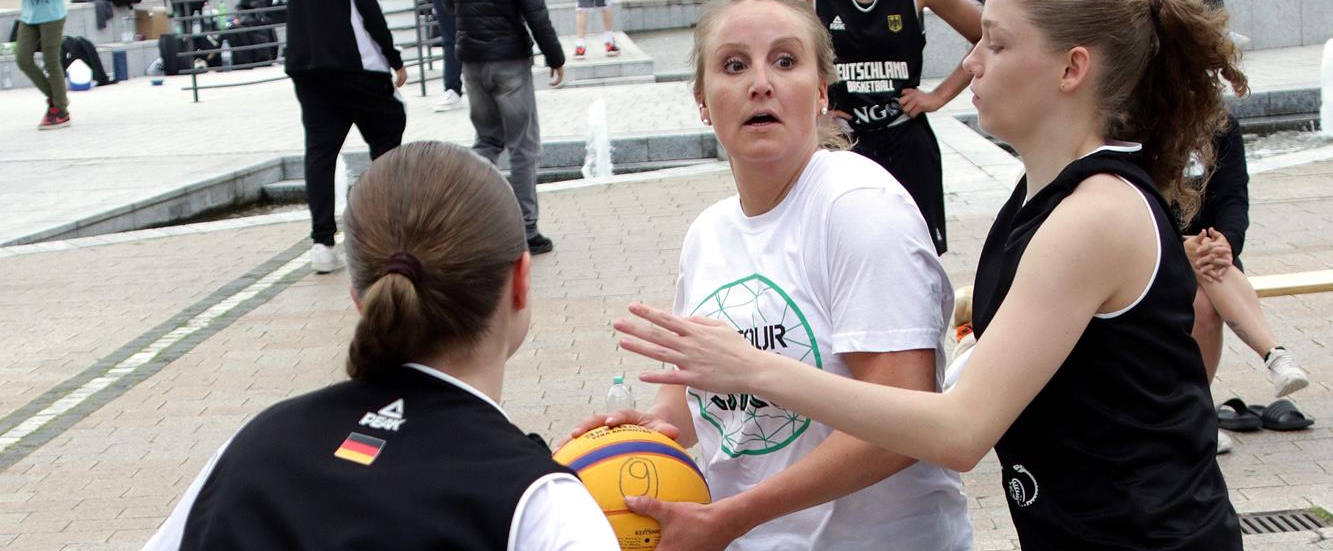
[220,40,233,71]
[202,2,215,31]
[191,10,202,36]
[606,375,634,411]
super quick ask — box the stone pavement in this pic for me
[1,27,1332,551]
[0,146,1331,549]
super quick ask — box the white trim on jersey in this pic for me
[1093,176,1162,319]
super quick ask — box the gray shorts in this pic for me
[576,0,610,9]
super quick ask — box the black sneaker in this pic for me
[527,233,554,255]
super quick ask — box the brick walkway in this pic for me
[0,155,1330,549]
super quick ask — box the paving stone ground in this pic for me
[0,155,1330,549]
[0,25,1330,551]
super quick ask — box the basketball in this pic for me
[553,424,711,550]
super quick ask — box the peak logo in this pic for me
[829,16,846,31]
[359,399,406,431]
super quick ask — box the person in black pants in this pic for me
[285,0,408,273]
[430,0,464,112]
[816,0,982,255]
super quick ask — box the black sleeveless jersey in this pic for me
[971,149,1241,550]
[178,366,574,551]
[816,0,924,133]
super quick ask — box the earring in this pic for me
[821,106,829,115]
[703,118,712,126]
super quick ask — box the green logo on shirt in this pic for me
[688,274,822,457]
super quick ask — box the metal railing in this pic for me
[168,0,287,101]
[167,0,446,102]
[391,0,446,98]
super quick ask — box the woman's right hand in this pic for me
[554,408,682,449]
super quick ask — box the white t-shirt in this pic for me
[142,366,618,551]
[674,149,972,551]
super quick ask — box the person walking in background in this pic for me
[816,0,981,255]
[449,0,565,255]
[429,0,464,112]
[16,0,70,130]
[573,0,620,59]
[285,0,407,273]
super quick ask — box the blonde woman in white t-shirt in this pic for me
[562,1,971,549]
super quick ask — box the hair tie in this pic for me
[382,252,423,284]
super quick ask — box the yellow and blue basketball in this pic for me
[553,424,711,550]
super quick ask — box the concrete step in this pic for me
[342,130,721,183]
[261,179,307,203]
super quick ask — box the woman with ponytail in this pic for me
[612,0,1248,548]
[144,142,617,551]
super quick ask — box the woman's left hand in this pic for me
[899,88,946,118]
[625,496,749,551]
[614,303,762,394]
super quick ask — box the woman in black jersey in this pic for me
[143,142,618,551]
[814,0,980,255]
[612,0,1248,548]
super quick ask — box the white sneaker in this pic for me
[1217,430,1232,455]
[433,89,463,112]
[310,243,344,274]
[1266,347,1309,398]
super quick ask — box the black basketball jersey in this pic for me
[816,0,925,133]
[971,148,1241,550]
[177,365,574,551]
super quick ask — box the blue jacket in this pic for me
[20,0,67,25]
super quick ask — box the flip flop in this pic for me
[1254,399,1315,431]
[1216,397,1262,431]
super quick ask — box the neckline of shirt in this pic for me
[1020,140,1144,206]
[733,149,829,231]
[1079,140,1143,158]
[402,362,512,422]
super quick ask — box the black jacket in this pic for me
[446,0,565,68]
[1184,116,1248,258]
[175,366,574,551]
[284,0,403,73]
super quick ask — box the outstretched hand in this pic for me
[613,303,761,395]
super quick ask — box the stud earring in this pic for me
[821,106,829,115]
[703,118,712,126]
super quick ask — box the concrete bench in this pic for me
[1251,269,1333,298]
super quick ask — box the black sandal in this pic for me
[1216,397,1263,431]
[1254,399,1315,431]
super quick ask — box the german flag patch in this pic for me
[334,432,385,466]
